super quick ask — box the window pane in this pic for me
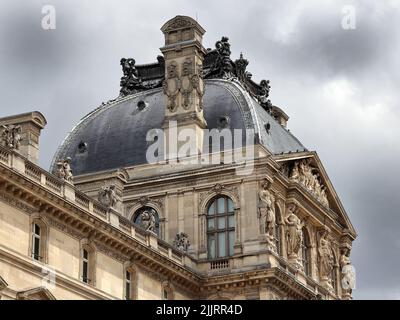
[227,199,234,212]
[208,202,215,215]
[229,231,235,256]
[83,261,88,281]
[217,198,225,214]
[34,224,40,236]
[126,283,131,300]
[228,215,235,228]
[217,217,225,229]
[83,249,88,260]
[208,235,215,259]
[126,271,131,281]
[218,233,226,257]
[34,237,40,259]
[207,218,215,230]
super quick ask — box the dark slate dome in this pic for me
[52,79,305,176]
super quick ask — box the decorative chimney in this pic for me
[0,111,47,164]
[160,16,207,160]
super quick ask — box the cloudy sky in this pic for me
[1,0,399,299]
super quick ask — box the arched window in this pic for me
[274,204,281,255]
[301,228,311,276]
[30,219,48,263]
[133,207,160,236]
[206,196,235,259]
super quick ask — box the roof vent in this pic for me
[137,100,148,110]
[217,116,230,130]
[77,141,88,153]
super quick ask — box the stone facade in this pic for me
[0,16,356,300]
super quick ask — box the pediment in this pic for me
[276,152,356,238]
[16,286,56,300]
[0,275,8,290]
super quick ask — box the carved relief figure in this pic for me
[98,184,117,208]
[163,61,181,112]
[340,247,356,292]
[284,203,305,259]
[173,232,190,252]
[1,124,22,150]
[289,159,329,208]
[317,229,334,281]
[55,157,73,182]
[258,179,275,238]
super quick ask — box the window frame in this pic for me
[206,196,235,260]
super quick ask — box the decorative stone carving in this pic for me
[98,184,117,209]
[163,61,181,112]
[173,232,190,252]
[257,80,273,112]
[120,58,145,96]
[340,246,356,295]
[1,124,22,150]
[258,179,275,239]
[289,159,329,208]
[209,36,234,79]
[140,209,156,233]
[317,228,334,287]
[284,203,305,260]
[55,158,73,183]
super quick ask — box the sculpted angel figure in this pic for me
[258,180,275,237]
[285,203,305,258]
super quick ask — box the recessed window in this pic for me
[125,271,131,300]
[32,223,41,261]
[207,196,235,259]
[301,228,311,276]
[82,249,90,284]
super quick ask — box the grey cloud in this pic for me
[0,0,399,299]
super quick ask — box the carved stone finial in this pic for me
[1,124,22,150]
[55,157,73,183]
[98,184,117,209]
[173,232,190,252]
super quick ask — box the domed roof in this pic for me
[52,79,305,176]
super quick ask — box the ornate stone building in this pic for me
[0,16,356,300]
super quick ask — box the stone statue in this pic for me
[258,179,275,238]
[289,159,329,208]
[140,209,156,233]
[173,232,190,252]
[1,124,22,150]
[120,58,144,96]
[55,157,73,182]
[98,184,117,208]
[284,203,305,259]
[257,80,273,112]
[340,247,356,292]
[317,229,334,282]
